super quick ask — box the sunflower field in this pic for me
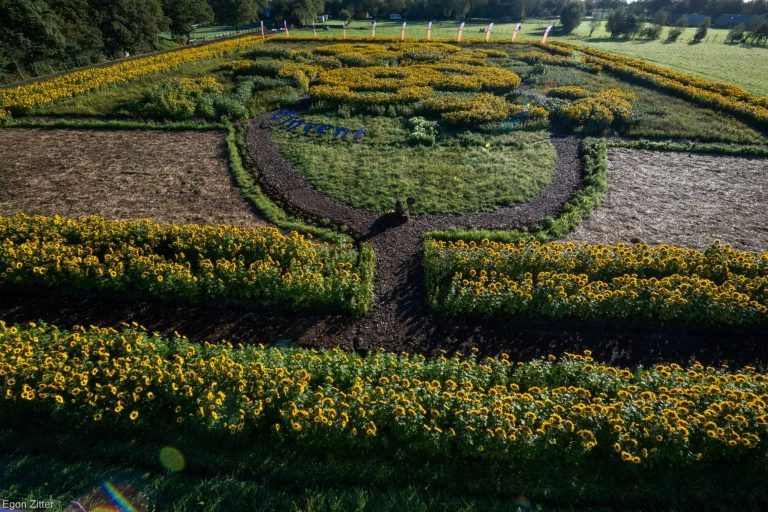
[0,214,374,316]
[3,321,768,471]
[425,239,768,324]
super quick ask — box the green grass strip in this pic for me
[2,117,225,131]
[428,137,607,244]
[608,138,768,157]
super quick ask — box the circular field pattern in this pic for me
[269,114,556,214]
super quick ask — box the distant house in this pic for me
[317,14,330,22]
[714,14,761,28]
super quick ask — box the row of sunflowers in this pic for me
[425,239,768,324]
[0,214,374,316]
[3,321,768,469]
[0,35,266,119]
[546,42,768,129]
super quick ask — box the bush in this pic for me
[212,94,250,120]
[422,93,514,125]
[726,23,747,44]
[638,23,663,40]
[560,0,585,35]
[407,116,438,145]
[140,76,223,120]
[693,17,711,43]
[666,26,683,42]
[555,88,637,133]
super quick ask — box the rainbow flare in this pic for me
[101,482,141,512]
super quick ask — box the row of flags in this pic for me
[259,20,555,44]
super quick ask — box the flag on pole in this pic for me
[541,24,553,44]
[284,20,290,38]
[260,20,265,39]
[485,22,494,42]
[371,20,377,39]
[427,21,433,40]
[401,21,407,41]
[511,22,521,42]
[457,22,465,42]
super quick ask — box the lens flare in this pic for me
[158,446,185,472]
[102,482,141,512]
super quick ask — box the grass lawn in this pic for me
[3,421,754,512]
[271,115,556,214]
[287,20,768,97]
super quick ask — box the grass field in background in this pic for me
[277,19,768,96]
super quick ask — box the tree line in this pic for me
[1,0,767,79]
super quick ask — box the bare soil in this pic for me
[0,128,264,227]
[568,148,768,252]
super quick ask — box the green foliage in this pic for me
[608,138,768,157]
[91,0,168,55]
[428,138,608,243]
[425,237,768,323]
[666,25,684,42]
[4,323,768,510]
[271,0,325,26]
[209,0,258,28]
[224,121,352,244]
[0,0,67,73]
[406,116,437,145]
[163,0,215,38]
[693,17,712,43]
[141,76,223,120]
[726,23,747,44]
[638,23,663,40]
[271,117,557,215]
[140,76,250,120]
[606,8,640,38]
[559,0,585,35]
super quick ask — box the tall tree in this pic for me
[163,0,215,38]
[0,0,66,75]
[272,0,325,25]
[48,0,104,63]
[209,0,259,27]
[90,0,167,56]
[560,0,585,33]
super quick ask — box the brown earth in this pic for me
[0,128,265,227]
[568,148,768,253]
